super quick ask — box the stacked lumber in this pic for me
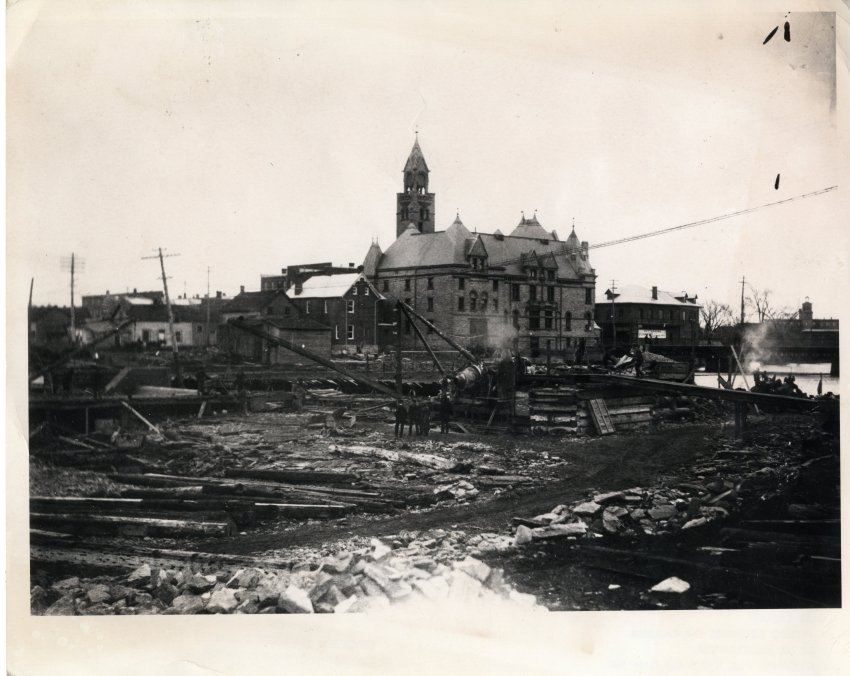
[108,470,416,513]
[575,395,654,434]
[529,388,579,433]
[529,387,654,435]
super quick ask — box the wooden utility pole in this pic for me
[609,279,617,350]
[739,276,746,325]
[28,277,34,349]
[143,248,183,387]
[60,253,84,344]
[205,266,211,347]
[395,301,403,395]
[70,253,75,340]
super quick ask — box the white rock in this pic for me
[514,524,533,545]
[369,538,392,561]
[682,517,708,530]
[412,576,450,601]
[457,556,491,582]
[278,585,315,613]
[572,501,602,516]
[650,577,691,594]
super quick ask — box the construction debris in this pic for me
[31,537,546,615]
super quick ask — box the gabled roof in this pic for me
[605,284,702,307]
[291,272,380,299]
[468,234,488,258]
[509,214,558,240]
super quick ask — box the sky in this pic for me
[7,0,848,319]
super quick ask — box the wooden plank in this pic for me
[104,366,130,394]
[587,399,615,435]
[30,512,234,537]
[120,400,162,435]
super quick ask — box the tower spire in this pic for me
[397,135,435,238]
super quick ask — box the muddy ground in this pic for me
[31,405,840,612]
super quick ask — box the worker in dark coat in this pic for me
[632,345,645,378]
[196,368,207,396]
[439,395,453,434]
[394,399,408,438]
[408,395,420,436]
[419,397,432,436]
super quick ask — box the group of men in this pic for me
[394,395,454,437]
[752,371,805,397]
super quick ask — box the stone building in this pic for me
[363,138,599,357]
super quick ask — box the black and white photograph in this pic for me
[7,0,848,673]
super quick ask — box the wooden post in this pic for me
[395,302,403,396]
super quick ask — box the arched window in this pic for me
[469,290,478,312]
[565,311,572,331]
[584,311,593,330]
[480,292,488,311]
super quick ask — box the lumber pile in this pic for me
[529,387,654,435]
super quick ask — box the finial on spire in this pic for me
[571,217,576,231]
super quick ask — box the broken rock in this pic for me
[278,585,315,614]
[514,524,534,545]
[457,556,491,583]
[573,501,603,516]
[650,577,691,594]
[207,588,239,614]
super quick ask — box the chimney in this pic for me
[240,285,245,294]
[133,288,137,294]
[349,262,355,268]
[216,291,222,299]
[652,286,658,300]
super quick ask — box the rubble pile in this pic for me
[513,425,829,543]
[31,535,541,616]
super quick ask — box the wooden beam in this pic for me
[120,400,161,435]
[399,303,446,376]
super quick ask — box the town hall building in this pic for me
[363,137,600,357]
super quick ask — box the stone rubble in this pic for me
[510,435,815,544]
[33,533,545,616]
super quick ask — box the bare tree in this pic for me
[746,286,776,322]
[700,300,733,340]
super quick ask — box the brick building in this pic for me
[594,284,701,348]
[286,272,384,355]
[218,289,331,362]
[362,138,599,357]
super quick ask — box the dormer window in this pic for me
[529,268,538,279]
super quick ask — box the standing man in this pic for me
[394,398,408,438]
[291,380,305,412]
[631,345,645,378]
[420,397,432,437]
[408,395,419,436]
[439,395,453,435]
[196,368,207,396]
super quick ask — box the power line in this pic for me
[490,185,837,267]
